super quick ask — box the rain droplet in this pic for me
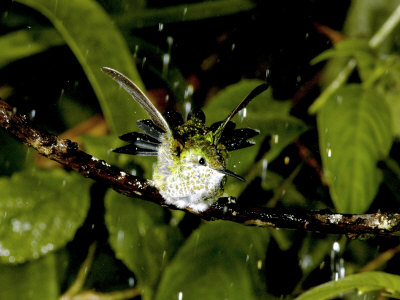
[261,159,268,183]
[162,53,170,77]
[330,241,345,281]
[178,291,183,300]
[117,230,125,243]
[272,134,279,144]
[238,107,247,121]
[184,85,193,99]
[257,259,263,269]
[128,277,135,287]
[141,57,147,69]
[158,23,164,31]
[133,45,139,59]
[284,156,290,165]
[184,101,192,121]
[300,254,312,269]
[327,147,332,158]
[28,109,36,120]
[167,36,174,48]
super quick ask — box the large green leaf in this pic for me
[0,28,64,68]
[115,0,256,28]
[204,80,307,197]
[155,221,270,300]
[105,192,182,300]
[317,84,392,213]
[15,0,147,134]
[0,132,28,176]
[296,271,400,300]
[0,254,58,300]
[0,168,91,263]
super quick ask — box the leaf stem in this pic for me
[309,4,400,114]
[60,243,97,299]
[369,4,400,49]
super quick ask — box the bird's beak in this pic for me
[218,168,245,182]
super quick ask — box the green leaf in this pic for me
[298,235,340,281]
[317,84,392,213]
[296,271,400,300]
[0,254,58,300]
[115,0,256,29]
[344,0,400,53]
[15,0,147,134]
[204,80,307,197]
[0,168,91,263]
[261,170,306,207]
[105,191,182,300]
[311,39,376,82]
[155,221,269,300]
[378,57,400,136]
[0,131,29,176]
[0,28,64,68]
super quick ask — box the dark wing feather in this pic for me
[162,109,184,128]
[220,128,260,151]
[114,131,161,155]
[137,119,164,141]
[113,144,158,156]
[213,83,269,144]
[119,131,160,144]
[210,121,235,137]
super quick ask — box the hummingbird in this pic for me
[102,67,269,212]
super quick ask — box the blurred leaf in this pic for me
[298,235,339,280]
[317,84,392,213]
[105,192,182,300]
[0,254,58,300]
[80,135,118,162]
[344,0,400,53]
[58,93,97,129]
[204,80,307,197]
[261,170,306,207]
[128,35,190,104]
[116,0,256,29]
[0,28,64,68]
[379,58,400,136]
[296,271,400,300]
[0,168,91,263]
[15,0,147,134]
[155,221,270,300]
[312,39,376,82]
[319,0,400,90]
[0,131,29,176]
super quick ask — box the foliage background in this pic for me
[1,0,400,299]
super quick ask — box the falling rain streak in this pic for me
[238,107,247,122]
[330,241,345,281]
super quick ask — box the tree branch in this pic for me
[1,99,400,237]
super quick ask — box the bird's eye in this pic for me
[198,157,206,165]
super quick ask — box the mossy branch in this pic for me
[1,99,400,237]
